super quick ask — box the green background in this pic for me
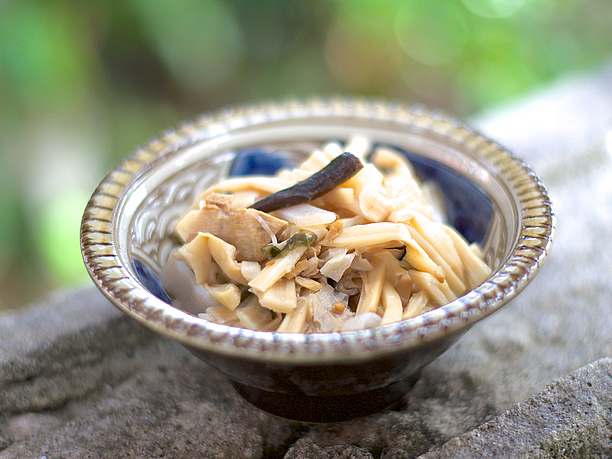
[1,0,610,309]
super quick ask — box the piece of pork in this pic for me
[198,191,260,210]
[175,194,287,262]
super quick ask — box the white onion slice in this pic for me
[320,252,355,282]
[319,247,347,262]
[274,204,337,227]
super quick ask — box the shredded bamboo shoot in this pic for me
[165,137,491,333]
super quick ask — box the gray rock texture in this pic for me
[421,358,611,459]
[1,290,300,458]
[2,65,612,458]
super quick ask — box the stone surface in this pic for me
[2,64,612,458]
[0,290,300,458]
[421,358,611,458]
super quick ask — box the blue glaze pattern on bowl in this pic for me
[229,148,294,176]
[132,258,172,304]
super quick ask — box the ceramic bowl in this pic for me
[81,98,554,422]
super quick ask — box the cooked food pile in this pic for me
[162,137,491,333]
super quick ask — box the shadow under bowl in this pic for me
[81,99,553,421]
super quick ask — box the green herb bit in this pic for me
[262,231,318,259]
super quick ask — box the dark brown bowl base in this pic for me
[232,371,421,422]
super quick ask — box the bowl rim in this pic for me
[80,97,554,363]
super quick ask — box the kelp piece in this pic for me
[250,152,363,212]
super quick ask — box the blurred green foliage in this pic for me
[1,0,611,308]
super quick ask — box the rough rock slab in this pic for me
[0,290,300,458]
[2,64,612,458]
[420,358,611,459]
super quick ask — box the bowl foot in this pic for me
[232,372,421,422]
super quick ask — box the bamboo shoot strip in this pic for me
[250,152,363,212]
